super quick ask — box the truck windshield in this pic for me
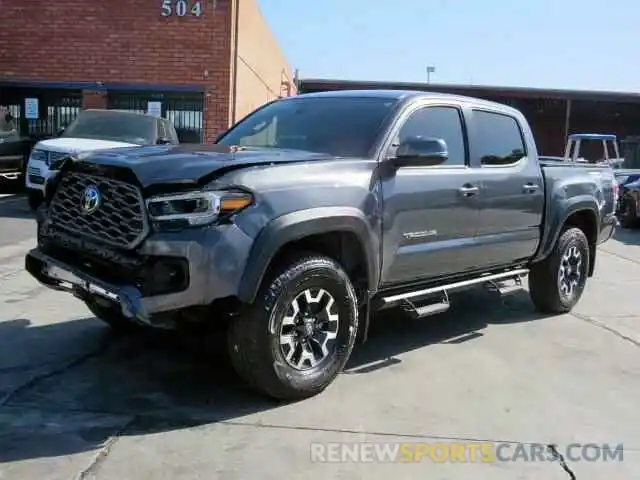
[62,111,156,145]
[217,97,398,158]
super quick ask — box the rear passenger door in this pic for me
[468,109,545,269]
[380,103,481,286]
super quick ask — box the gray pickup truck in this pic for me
[25,90,617,400]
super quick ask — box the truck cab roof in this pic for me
[283,89,518,112]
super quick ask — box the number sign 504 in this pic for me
[161,0,203,17]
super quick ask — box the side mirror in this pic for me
[156,136,172,145]
[394,136,448,167]
[56,128,65,137]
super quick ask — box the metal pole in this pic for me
[563,99,572,142]
[426,66,436,85]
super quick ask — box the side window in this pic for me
[472,110,526,166]
[396,106,466,166]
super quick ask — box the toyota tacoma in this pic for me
[25,90,618,400]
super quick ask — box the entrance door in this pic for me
[380,103,481,286]
[468,108,545,269]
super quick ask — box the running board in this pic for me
[403,297,451,319]
[485,276,525,296]
[382,268,529,305]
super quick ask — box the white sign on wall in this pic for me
[25,98,39,120]
[147,101,163,117]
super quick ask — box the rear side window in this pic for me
[472,110,526,166]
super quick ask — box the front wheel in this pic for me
[529,227,590,314]
[227,254,359,401]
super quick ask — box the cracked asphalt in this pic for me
[1,191,639,479]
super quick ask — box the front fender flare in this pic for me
[237,207,380,303]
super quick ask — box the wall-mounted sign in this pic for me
[24,98,39,120]
[147,101,162,117]
[161,0,203,17]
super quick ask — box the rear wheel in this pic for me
[227,254,359,401]
[529,227,590,314]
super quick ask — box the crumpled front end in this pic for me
[25,168,254,327]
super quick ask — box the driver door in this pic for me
[380,103,481,287]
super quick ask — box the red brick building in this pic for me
[0,0,295,142]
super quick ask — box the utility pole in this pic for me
[426,65,436,84]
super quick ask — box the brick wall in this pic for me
[0,0,235,141]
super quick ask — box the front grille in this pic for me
[48,172,149,249]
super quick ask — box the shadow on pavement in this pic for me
[0,287,552,464]
[0,192,32,220]
[0,178,24,195]
[613,227,640,246]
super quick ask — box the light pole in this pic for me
[426,65,436,84]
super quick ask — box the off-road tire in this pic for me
[529,227,590,314]
[227,254,359,401]
[85,298,145,335]
[619,197,639,229]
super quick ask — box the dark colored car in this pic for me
[615,170,640,228]
[0,125,48,183]
[25,90,617,401]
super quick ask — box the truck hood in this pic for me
[36,137,139,153]
[70,144,335,194]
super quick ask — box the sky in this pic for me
[259,0,640,92]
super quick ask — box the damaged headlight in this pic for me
[146,189,253,227]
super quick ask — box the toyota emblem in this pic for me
[81,186,101,214]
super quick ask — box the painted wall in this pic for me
[232,0,296,124]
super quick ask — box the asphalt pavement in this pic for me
[1,192,639,479]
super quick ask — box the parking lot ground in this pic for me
[1,200,639,479]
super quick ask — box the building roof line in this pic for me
[299,77,640,102]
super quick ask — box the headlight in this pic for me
[30,149,47,163]
[146,190,253,227]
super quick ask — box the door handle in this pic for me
[458,184,479,197]
[523,183,539,193]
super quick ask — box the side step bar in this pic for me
[382,268,529,305]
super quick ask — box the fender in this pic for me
[532,195,599,264]
[237,207,380,303]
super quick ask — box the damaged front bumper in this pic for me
[25,221,256,327]
[26,248,155,325]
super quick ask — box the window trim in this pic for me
[381,101,470,169]
[470,108,528,169]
